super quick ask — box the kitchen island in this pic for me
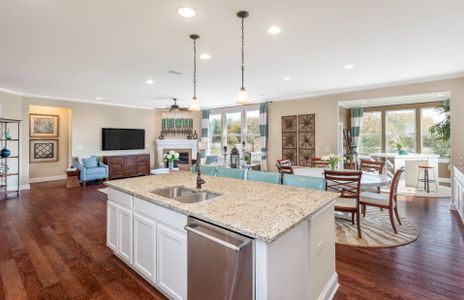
[105,172,338,300]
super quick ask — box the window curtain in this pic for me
[350,107,364,159]
[259,103,269,171]
[201,109,210,143]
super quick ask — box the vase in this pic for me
[168,161,174,170]
[192,130,198,140]
[0,147,10,158]
[5,128,12,140]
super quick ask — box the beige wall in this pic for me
[21,97,157,184]
[0,91,22,119]
[28,105,71,180]
[267,77,464,172]
[338,106,350,130]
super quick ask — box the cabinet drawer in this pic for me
[108,189,133,208]
[134,197,187,232]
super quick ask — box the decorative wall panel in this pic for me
[281,115,298,165]
[281,114,316,166]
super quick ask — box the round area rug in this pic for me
[335,208,419,248]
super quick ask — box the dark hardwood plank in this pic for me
[0,259,27,300]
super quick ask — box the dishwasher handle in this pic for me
[184,224,251,252]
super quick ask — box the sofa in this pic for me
[73,156,108,185]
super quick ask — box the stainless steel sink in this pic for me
[151,186,221,203]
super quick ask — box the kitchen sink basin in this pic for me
[151,186,221,203]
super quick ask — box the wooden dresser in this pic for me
[103,154,150,180]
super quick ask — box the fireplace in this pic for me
[162,148,192,168]
[156,139,198,168]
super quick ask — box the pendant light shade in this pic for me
[189,34,201,111]
[236,10,250,105]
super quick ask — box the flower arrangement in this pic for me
[321,154,341,171]
[164,150,180,169]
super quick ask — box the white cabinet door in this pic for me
[134,212,157,283]
[117,205,133,264]
[107,201,118,252]
[157,223,187,300]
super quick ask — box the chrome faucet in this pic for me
[195,152,205,189]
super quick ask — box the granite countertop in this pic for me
[105,172,337,243]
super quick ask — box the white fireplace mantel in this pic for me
[155,139,198,166]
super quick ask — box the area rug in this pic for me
[335,208,419,248]
[397,185,451,198]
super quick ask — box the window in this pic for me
[358,111,382,155]
[421,107,450,157]
[206,107,261,156]
[208,114,222,155]
[225,112,242,151]
[246,110,260,151]
[386,109,416,153]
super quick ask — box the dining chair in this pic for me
[283,174,325,191]
[216,167,245,180]
[360,167,405,234]
[276,159,294,183]
[191,164,217,176]
[311,157,329,168]
[247,170,281,184]
[325,170,363,238]
[360,159,385,193]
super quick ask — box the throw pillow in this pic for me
[82,156,98,168]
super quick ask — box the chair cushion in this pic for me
[360,192,389,206]
[86,166,107,175]
[335,197,357,209]
[82,156,98,168]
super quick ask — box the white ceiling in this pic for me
[1,0,464,109]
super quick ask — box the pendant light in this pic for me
[189,34,201,111]
[236,10,250,105]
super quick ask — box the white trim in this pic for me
[29,175,66,183]
[0,87,155,110]
[317,272,339,300]
[8,184,31,191]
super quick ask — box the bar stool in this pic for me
[416,165,438,193]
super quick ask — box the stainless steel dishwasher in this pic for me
[185,217,253,300]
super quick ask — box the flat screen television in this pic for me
[102,128,145,150]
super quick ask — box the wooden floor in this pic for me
[0,180,463,299]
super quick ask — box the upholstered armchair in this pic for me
[73,156,108,185]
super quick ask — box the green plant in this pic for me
[396,143,402,152]
[429,103,450,142]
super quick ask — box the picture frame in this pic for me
[30,139,59,163]
[29,114,59,137]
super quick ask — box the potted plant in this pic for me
[396,143,408,155]
[164,150,180,170]
[321,154,341,171]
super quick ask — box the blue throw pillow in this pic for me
[83,156,98,168]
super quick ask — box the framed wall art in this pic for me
[29,114,59,137]
[30,139,59,163]
[281,115,298,165]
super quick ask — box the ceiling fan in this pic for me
[168,98,190,111]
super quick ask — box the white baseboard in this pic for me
[318,272,339,300]
[7,184,31,191]
[29,175,66,183]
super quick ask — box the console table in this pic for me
[103,154,150,180]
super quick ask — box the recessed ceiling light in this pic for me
[437,94,444,97]
[145,79,155,84]
[283,76,291,81]
[199,53,211,60]
[344,64,355,69]
[267,26,282,35]
[96,97,102,101]
[176,6,196,18]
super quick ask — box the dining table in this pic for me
[293,167,392,190]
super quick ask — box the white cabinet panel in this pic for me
[117,205,133,264]
[107,201,118,252]
[157,223,187,300]
[108,188,133,208]
[134,212,157,283]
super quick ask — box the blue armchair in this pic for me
[73,156,108,185]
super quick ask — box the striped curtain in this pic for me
[350,107,364,155]
[201,110,210,143]
[259,103,269,171]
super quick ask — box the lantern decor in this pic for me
[230,146,240,168]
